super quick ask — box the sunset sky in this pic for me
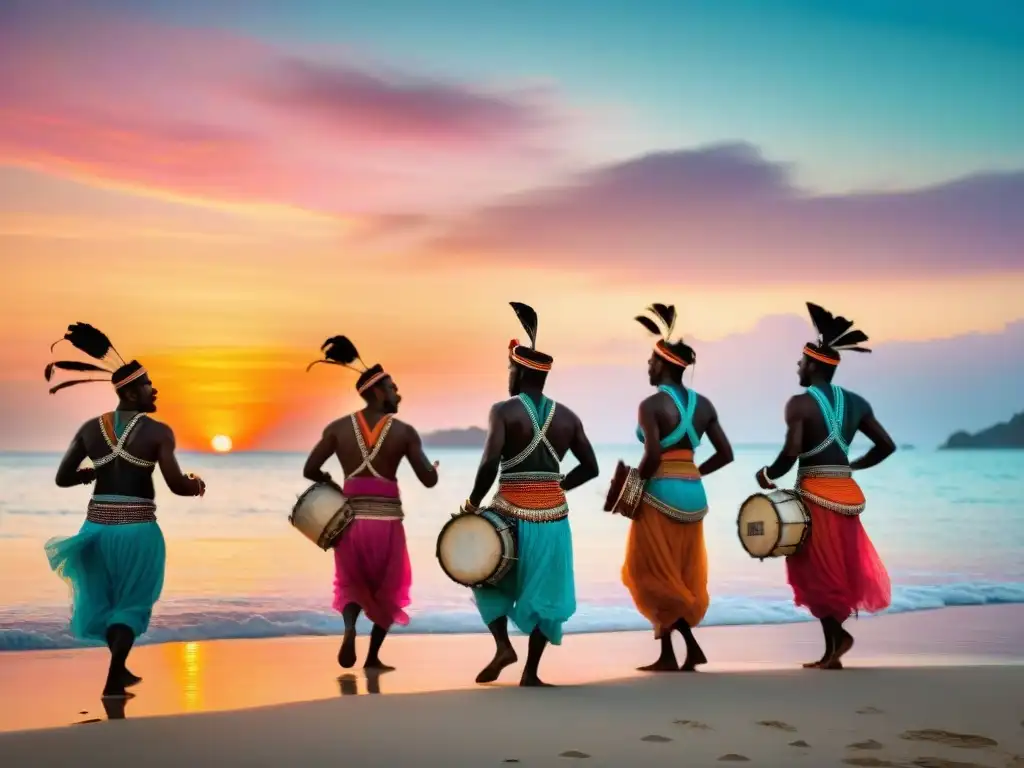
[3,0,1022,451]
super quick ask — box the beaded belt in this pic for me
[86,500,157,525]
[641,493,708,524]
[797,464,853,479]
[491,472,568,523]
[349,496,405,521]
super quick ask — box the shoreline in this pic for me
[1,604,1022,736]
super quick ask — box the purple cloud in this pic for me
[428,142,1024,280]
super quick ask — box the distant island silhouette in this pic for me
[941,411,1024,449]
[422,427,487,448]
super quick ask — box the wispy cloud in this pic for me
[427,142,1024,280]
[0,2,567,215]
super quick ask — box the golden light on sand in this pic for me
[211,434,233,453]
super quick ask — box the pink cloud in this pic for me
[0,3,565,214]
[427,143,1024,279]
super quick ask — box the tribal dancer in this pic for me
[303,335,439,671]
[45,323,206,698]
[463,302,600,687]
[620,304,734,671]
[756,303,895,669]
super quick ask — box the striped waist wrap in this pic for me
[490,471,568,523]
[795,465,865,516]
[86,497,157,525]
[348,496,405,521]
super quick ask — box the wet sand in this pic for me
[1,606,1022,765]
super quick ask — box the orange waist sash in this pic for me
[796,474,865,516]
[491,472,568,523]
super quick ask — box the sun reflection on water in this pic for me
[182,641,201,711]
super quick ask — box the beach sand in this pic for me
[1,606,1022,766]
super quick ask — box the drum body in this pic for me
[289,482,353,550]
[737,489,810,559]
[436,508,517,588]
[603,460,644,519]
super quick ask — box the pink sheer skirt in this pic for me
[786,497,891,623]
[332,477,412,630]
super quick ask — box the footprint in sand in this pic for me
[847,739,884,750]
[789,740,811,748]
[757,720,798,733]
[899,729,998,749]
[908,758,992,768]
[559,751,591,759]
[718,755,751,762]
[641,735,672,743]
[857,706,885,715]
[674,719,712,730]
[841,759,897,767]
[502,760,520,764]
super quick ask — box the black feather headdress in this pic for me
[803,302,871,365]
[508,302,553,371]
[306,335,389,393]
[636,303,695,369]
[45,323,146,394]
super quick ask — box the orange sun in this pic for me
[210,435,233,453]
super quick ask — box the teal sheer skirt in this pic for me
[45,520,166,641]
[472,517,576,645]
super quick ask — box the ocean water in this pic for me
[0,446,1022,651]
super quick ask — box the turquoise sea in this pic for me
[0,445,1021,650]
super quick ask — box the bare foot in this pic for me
[638,657,679,672]
[338,629,357,669]
[363,658,395,672]
[680,645,708,672]
[519,672,555,687]
[120,670,143,688]
[822,632,853,669]
[475,645,518,684]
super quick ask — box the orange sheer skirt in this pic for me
[622,453,709,637]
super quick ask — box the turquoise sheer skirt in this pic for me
[472,517,576,645]
[45,520,166,641]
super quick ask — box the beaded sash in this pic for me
[86,499,157,525]
[95,413,155,469]
[349,496,405,521]
[491,471,568,523]
[350,413,393,479]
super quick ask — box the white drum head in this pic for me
[738,495,781,558]
[439,515,502,585]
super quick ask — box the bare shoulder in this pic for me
[139,417,174,445]
[786,393,814,416]
[551,400,581,425]
[842,389,873,415]
[639,392,664,410]
[695,392,718,418]
[323,415,354,435]
[389,417,420,438]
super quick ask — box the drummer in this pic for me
[622,304,734,671]
[755,303,895,669]
[462,302,599,687]
[303,335,440,671]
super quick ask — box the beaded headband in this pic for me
[306,335,391,395]
[636,303,694,370]
[45,323,148,395]
[508,339,553,372]
[803,302,871,367]
[508,302,553,371]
